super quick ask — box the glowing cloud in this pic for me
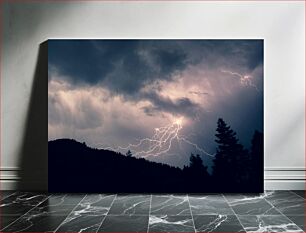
[101,116,215,159]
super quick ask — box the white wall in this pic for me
[1,1,304,190]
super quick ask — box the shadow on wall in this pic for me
[17,41,48,191]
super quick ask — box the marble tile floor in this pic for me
[0,190,304,232]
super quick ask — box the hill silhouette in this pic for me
[49,139,190,193]
[49,118,263,193]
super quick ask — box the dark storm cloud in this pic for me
[141,91,201,118]
[49,39,263,132]
[48,40,188,94]
[48,39,263,122]
[49,40,263,93]
[184,40,263,71]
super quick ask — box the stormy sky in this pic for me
[48,40,263,169]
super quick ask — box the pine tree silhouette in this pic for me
[189,154,210,177]
[212,118,248,190]
[249,130,264,189]
[183,153,210,189]
[126,150,132,157]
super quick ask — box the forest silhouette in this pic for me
[48,118,263,193]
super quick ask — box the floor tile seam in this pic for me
[265,191,305,202]
[96,194,117,233]
[263,195,304,232]
[0,191,17,202]
[38,203,84,206]
[146,194,152,233]
[54,194,88,233]
[106,214,150,216]
[187,194,197,233]
[0,194,51,231]
[189,214,238,216]
[289,190,305,200]
[264,193,302,214]
[222,194,247,233]
[236,214,304,217]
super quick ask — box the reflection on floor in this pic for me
[0,190,304,232]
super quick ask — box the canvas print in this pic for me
[48,40,263,193]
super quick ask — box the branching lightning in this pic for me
[101,117,215,159]
[221,69,259,92]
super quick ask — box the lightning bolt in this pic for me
[101,117,215,159]
[221,69,259,92]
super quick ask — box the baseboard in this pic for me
[0,168,20,190]
[0,167,305,191]
[0,167,47,191]
[264,167,305,190]
[264,180,305,190]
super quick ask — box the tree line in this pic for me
[182,118,263,192]
[48,118,263,193]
